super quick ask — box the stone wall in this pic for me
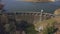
[0,12,54,24]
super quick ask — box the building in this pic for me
[0,0,4,10]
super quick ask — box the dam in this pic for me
[0,0,55,26]
[0,9,54,24]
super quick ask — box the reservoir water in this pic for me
[2,0,60,13]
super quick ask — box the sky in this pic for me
[1,0,54,1]
[15,0,60,1]
[3,0,60,1]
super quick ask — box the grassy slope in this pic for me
[34,18,56,31]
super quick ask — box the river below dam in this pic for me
[2,0,60,13]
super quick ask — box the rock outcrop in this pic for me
[54,8,60,22]
[54,8,60,15]
[54,8,60,34]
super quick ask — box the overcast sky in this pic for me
[15,0,60,1]
[2,0,60,1]
[56,0,60,1]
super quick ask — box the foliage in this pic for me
[35,18,56,27]
[15,21,38,34]
[34,18,56,34]
[25,24,38,34]
[42,19,56,34]
[42,25,55,34]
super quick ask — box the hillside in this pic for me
[24,0,55,2]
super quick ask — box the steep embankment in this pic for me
[54,8,60,23]
[54,8,60,34]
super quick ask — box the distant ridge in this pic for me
[24,0,55,2]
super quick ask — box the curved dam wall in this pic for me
[0,12,53,24]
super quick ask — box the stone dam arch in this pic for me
[0,12,54,24]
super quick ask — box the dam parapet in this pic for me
[0,10,55,24]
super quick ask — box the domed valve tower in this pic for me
[0,0,4,14]
[0,0,4,9]
[0,3,4,10]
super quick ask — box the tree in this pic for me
[42,20,56,34]
[15,20,38,34]
[25,24,38,34]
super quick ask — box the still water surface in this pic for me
[2,0,60,13]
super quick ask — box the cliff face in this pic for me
[25,0,55,2]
